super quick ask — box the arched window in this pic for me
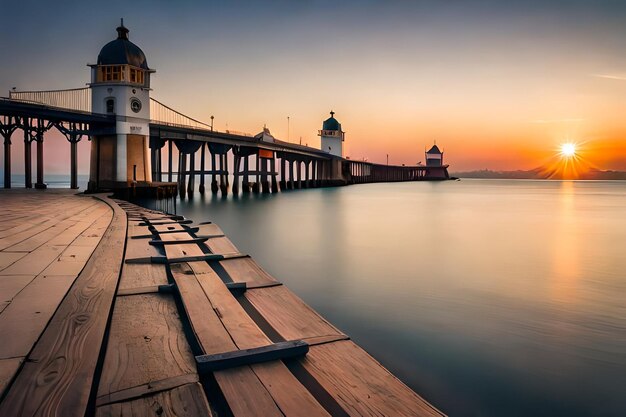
[106,98,115,114]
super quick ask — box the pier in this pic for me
[0,22,449,198]
[0,189,444,417]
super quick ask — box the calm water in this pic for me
[173,179,625,417]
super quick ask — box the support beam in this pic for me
[167,139,173,182]
[199,143,206,193]
[210,151,218,194]
[187,150,195,196]
[195,340,309,374]
[280,156,287,190]
[242,155,250,193]
[23,122,32,189]
[70,139,78,189]
[219,153,228,195]
[270,157,278,193]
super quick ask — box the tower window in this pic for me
[98,65,125,82]
[130,68,144,84]
[106,99,115,113]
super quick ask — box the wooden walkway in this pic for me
[0,189,444,417]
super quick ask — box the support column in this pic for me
[270,158,278,193]
[219,153,228,195]
[304,161,310,188]
[242,155,250,193]
[252,153,260,193]
[188,150,195,196]
[168,139,173,182]
[199,143,206,193]
[232,155,241,195]
[179,152,187,199]
[210,151,218,194]
[279,157,287,190]
[296,160,302,189]
[261,158,270,194]
[3,136,10,189]
[23,123,32,189]
[288,159,294,190]
[70,136,78,189]
[156,146,162,182]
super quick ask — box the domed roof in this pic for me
[322,111,342,131]
[97,22,149,69]
[426,144,442,154]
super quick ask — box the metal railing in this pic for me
[8,88,91,113]
[150,98,213,130]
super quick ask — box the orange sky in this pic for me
[2,1,626,174]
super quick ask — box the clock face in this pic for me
[130,98,142,113]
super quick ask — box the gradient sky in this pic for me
[2,0,626,173]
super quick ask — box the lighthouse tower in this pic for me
[88,21,155,191]
[318,111,345,157]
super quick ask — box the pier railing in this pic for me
[8,88,91,113]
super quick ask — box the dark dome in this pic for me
[322,111,341,131]
[97,24,148,69]
[427,144,442,154]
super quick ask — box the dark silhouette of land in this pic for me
[452,168,626,180]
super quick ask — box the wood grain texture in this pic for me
[0,275,36,304]
[185,261,330,417]
[245,285,344,342]
[0,357,23,396]
[97,294,197,398]
[302,340,445,417]
[170,263,284,417]
[0,274,76,359]
[0,195,124,417]
[220,257,278,287]
[95,382,213,417]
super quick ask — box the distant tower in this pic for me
[88,20,155,191]
[425,143,444,167]
[318,111,345,157]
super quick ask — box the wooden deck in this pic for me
[0,189,444,417]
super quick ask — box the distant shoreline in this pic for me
[451,169,626,181]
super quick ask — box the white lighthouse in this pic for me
[88,20,155,191]
[318,111,345,157]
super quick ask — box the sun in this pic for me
[561,143,576,157]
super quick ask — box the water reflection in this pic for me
[175,179,626,417]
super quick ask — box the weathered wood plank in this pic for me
[0,357,23,395]
[97,294,197,399]
[169,264,284,417]
[302,340,445,417]
[196,340,309,373]
[95,382,213,417]
[183,261,331,417]
[0,253,27,271]
[0,196,125,417]
[0,275,35,304]
[0,274,76,359]
[245,285,344,342]
[220,257,279,287]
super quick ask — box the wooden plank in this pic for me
[169,264,284,417]
[302,340,445,417]
[149,237,209,246]
[95,383,212,417]
[96,294,197,400]
[0,195,125,417]
[0,274,77,359]
[245,285,344,341]
[196,340,309,373]
[0,252,27,271]
[185,261,331,417]
[0,357,24,396]
[118,223,168,290]
[220,257,278,287]
[0,275,35,304]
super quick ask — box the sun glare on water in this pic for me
[561,143,577,157]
